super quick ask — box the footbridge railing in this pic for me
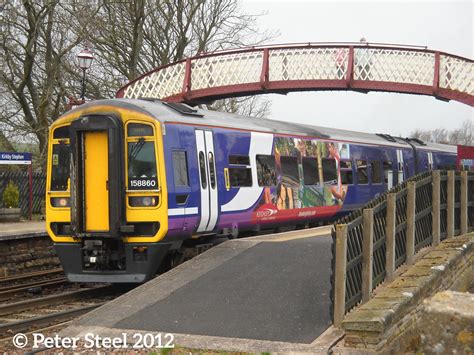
[331,170,474,327]
[117,43,474,106]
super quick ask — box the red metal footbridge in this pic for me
[116,42,474,106]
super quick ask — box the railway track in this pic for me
[0,284,124,341]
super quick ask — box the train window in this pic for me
[53,126,69,139]
[172,151,189,186]
[302,157,319,185]
[208,152,216,189]
[256,155,276,186]
[281,156,299,184]
[371,161,383,184]
[229,155,250,165]
[229,168,252,187]
[383,161,392,183]
[51,143,70,191]
[340,160,352,169]
[322,158,337,183]
[341,170,353,184]
[127,141,158,190]
[198,151,207,189]
[128,123,153,137]
[356,160,368,184]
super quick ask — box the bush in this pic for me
[2,181,20,208]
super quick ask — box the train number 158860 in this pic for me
[129,178,157,189]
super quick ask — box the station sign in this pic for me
[0,152,32,165]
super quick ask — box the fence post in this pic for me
[432,171,441,246]
[460,171,468,235]
[447,171,455,238]
[386,193,397,282]
[334,224,348,328]
[406,181,416,264]
[362,208,374,302]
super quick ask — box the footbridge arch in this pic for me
[116,42,474,106]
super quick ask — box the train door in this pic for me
[83,131,110,232]
[396,149,404,184]
[195,130,219,232]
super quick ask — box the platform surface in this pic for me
[0,221,46,239]
[64,226,335,350]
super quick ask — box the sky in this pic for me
[240,0,473,137]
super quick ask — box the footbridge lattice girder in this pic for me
[116,43,474,106]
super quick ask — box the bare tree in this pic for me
[206,96,272,118]
[410,119,473,145]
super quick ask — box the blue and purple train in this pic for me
[46,99,457,282]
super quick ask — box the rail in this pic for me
[331,170,473,327]
[116,43,474,106]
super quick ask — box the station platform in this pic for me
[63,226,341,352]
[0,221,46,240]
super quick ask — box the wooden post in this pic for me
[447,171,455,238]
[334,224,348,328]
[362,208,374,302]
[386,194,397,282]
[460,171,468,235]
[432,171,441,246]
[406,181,416,264]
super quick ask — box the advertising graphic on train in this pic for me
[253,137,350,222]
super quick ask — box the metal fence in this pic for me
[0,171,46,217]
[331,170,474,327]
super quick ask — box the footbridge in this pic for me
[116,42,474,106]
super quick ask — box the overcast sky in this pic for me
[241,0,473,137]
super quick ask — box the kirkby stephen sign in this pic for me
[0,152,32,165]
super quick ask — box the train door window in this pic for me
[172,150,189,186]
[51,142,70,191]
[322,158,337,183]
[256,155,276,186]
[281,156,299,184]
[340,160,353,185]
[228,167,252,187]
[356,160,369,184]
[371,161,383,184]
[229,155,250,165]
[302,157,319,185]
[208,152,216,189]
[427,153,434,170]
[198,151,207,189]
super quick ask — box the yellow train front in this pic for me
[47,100,169,283]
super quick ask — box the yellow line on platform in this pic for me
[265,226,332,242]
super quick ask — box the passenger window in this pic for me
[302,157,319,185]
[229,155,250,165]
[128,123,153,137]
[256,155,276,186]
[172,151,189,186]
[281,156,299,184]
[371,161,383,184]
[229,168,252,187]
[340,160,353,185]
[357,160,368,184]
[322,158,337,183]
[198,151,207,189]
[208,152,216,189]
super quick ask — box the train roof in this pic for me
[65,98,457,154]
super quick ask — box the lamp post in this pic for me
[77,47,94,101]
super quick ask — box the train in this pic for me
[46,98,457,283]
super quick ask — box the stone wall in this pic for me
[0,235,60,277]
[339,233,473,353]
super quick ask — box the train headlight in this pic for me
[51,197,70,208]
[129,196,159,207]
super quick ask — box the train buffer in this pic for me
[62,226,343,352]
